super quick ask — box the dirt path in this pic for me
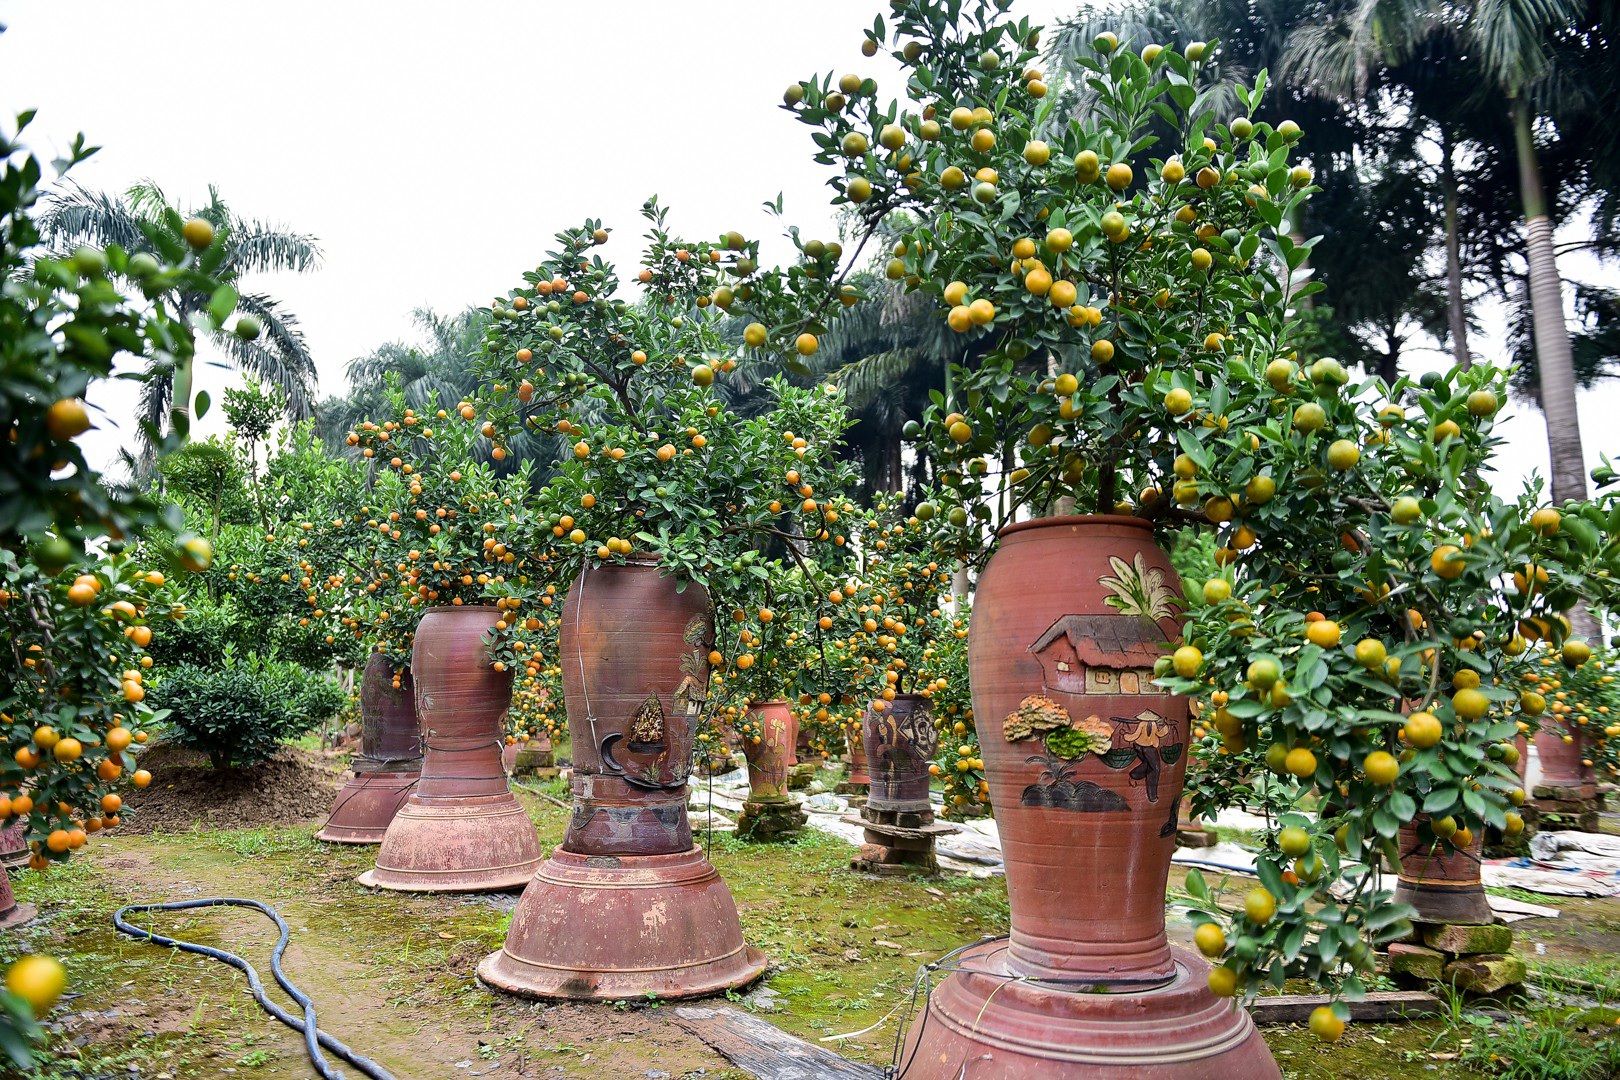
[20,796,753,1079]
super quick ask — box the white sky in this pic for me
[0,0,1614,496]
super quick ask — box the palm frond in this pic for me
[224,221,323,275]
[829,349,926,410]
[37,182,150,253]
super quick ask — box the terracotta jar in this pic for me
[862,694,937,814]
[0,865,33,929]
[359,606,543,891]
[1393,820,1492,924]
[742,700,798,800]
[0,818,28,870]
[846,732,872,787]
[318,654,422,845]
[480,558,765,1001]
[899,517,1275,1078]
[1533,724,1593,794]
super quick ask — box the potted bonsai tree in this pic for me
[344,392,549,891]
[473,202,859,1001]
[709,560,836,839]
[781,2,1620,1073]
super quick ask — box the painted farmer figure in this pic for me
[1114,709,1170,802]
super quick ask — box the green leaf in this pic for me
[1184,868,1209,901]
[194,390,210,420]
[208,283,239,328]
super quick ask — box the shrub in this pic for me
[151,656,335,769]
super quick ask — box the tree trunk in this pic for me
[1379,323,1401,386]
[885,430,903,494]
[1440,126,1471,369]
[1513,104,1600,790]
[1513,101,1586,511]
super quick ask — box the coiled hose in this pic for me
[113,897,398,1080]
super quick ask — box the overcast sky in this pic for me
[0,0,1613,496]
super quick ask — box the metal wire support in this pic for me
[113,897,398,1080]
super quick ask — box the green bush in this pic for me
[151,656,340,769]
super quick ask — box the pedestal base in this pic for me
[899,941,1278,1079]
[737,798,807,841]
[316,771,418,845]
[1392,880,1494,925]
[845,808,958,876]
[358,793,543,892]
[1531,785,1604,833]
[478,846,767,1001]
[0,901,35,929]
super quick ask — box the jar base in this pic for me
[359,793,543,892]
[316,771,419,845]
[478,845,767,1001]
[898,940,1278,1079]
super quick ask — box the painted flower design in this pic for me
[1098,552,1179,622]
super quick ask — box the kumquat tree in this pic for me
[473,201,861,612]
[781,0,1620,1039]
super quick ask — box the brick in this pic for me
[1421,923,1512,956]
[1444,953,1526,994]
[1533,784,1596,802]
[1387,943,1445,982]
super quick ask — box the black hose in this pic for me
[113,898,398,1080]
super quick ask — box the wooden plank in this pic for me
[671,1005,889,1080]
[1249,990,1442,1025]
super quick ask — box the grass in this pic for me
[15,795,1620,1079]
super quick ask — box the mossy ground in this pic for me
[6,785,1620,1078]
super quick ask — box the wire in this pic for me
[113,898,398,1080]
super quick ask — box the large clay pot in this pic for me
[1533,724,1593,793]
[0,819,28,871]
[359,606,543,891]
[1393,820,1493,924]
[862,694,937,814]
[846,733,872,787]
[900,517,1275,1078]
[480,558,766,1001]
[741,700,797,800]
[0,866,33,929]
[318,654,422,845]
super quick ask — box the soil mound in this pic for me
[121,742,345,835]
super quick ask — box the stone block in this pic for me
[1420,923,1512,956]
[1443,953,1526,995]
[1387,943,1445,983]
[1533,784,1596,802]
[1175,827,1220,849]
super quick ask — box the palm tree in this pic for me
[1280,0,1600,510]
[810,277,970,497]
[317,306,561,487]
[39,181,321,467]
[316,306,491,449]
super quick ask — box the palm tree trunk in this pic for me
[1514,99,1598,791]
[1513,101,1586,512]
[1440,126,1471,369]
